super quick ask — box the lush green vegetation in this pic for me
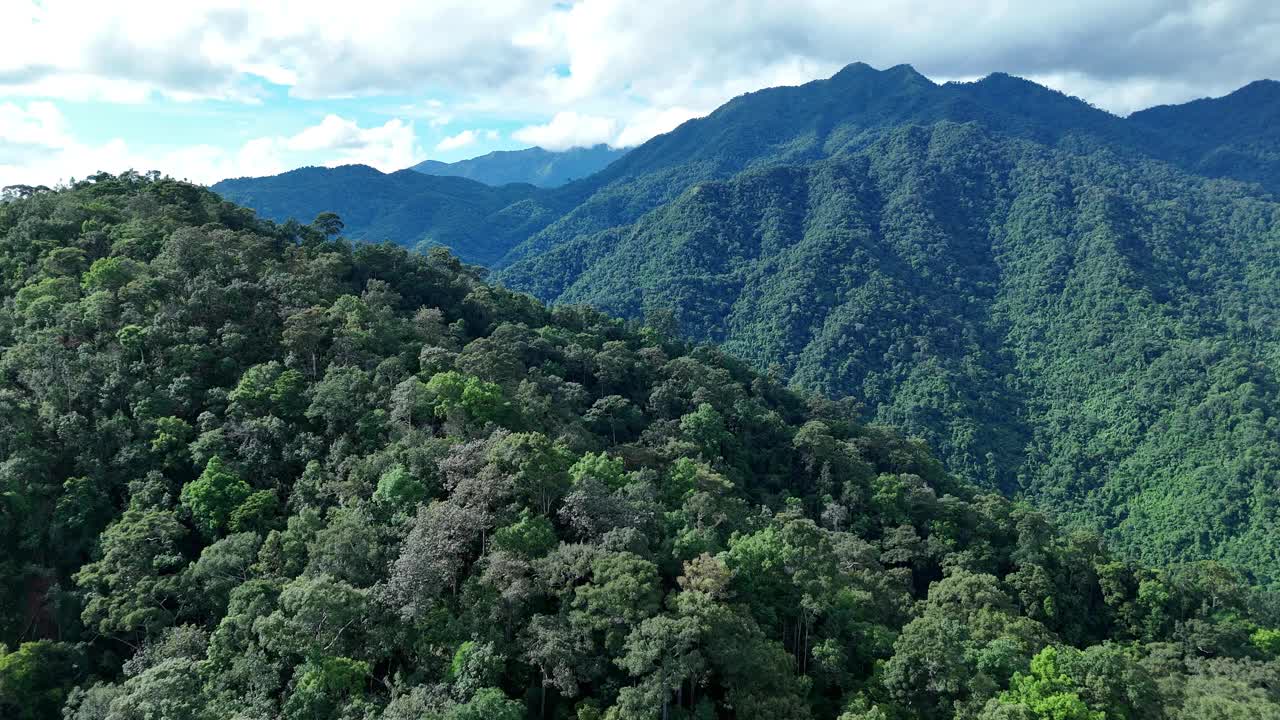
[212,165,568,266]
[209,64,1280,588]
[411,145,629,189]
[4,174,1279,719]
[499,119,1280,580]
[210,64,1280,581]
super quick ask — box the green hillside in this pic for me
[495,65,1280,268]
[212,165,567,266]
[209,64,1280,580]
[499,120,1280,577]
[4,174,1279,720]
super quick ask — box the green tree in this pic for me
[985,647,1105,720]
[282,656,369,720]
[0,641,86,720]
[181,457,253,538]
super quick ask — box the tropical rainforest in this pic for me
[216,64,1280,584]
[4,173,1280,719]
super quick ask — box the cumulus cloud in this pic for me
[5,1,1277,113]
[512,112,618,150]
[0,101,73,149]
[5,1,1279,178]
[279,115,421,169]
[612,106,706,148]
[0,1,551,102]
[0,105,422,186]
[436,130,478,151]
[509,106,710,150]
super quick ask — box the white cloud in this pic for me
[4,1,1280,178]
[0,104,424,187]
[613,106,705,148]
[5,1,1278,114]
[0,101,73,149]
[399,100,455,128]
[284,115,422,170]
[436,130,479,152]
[510,107,706,151]
[512,111,618,151]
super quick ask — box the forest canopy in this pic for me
[2,173,1279,719]
[214,65,1280,583]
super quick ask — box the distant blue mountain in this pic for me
[410,144,628,187]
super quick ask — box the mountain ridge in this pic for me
[213,63,1280,269]
[210,62,1280,576]
[409,144,628,188]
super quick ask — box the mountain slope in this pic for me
[212,165,565,265]
[206,64,1280,579]
[11,174,1279,720]
[493,65,1280,268]
[211,65,1280,270]
[1129,79,1280,189]
[410,144,627,187]
[500,121,1280,577]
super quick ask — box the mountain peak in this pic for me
[831,61,930,86]
[1229,78,1280,100]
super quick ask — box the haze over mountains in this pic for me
[212,62,1280,579]
[410,145,628,188]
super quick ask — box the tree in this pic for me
[571,551,662,653]
[679,403,730,461]
[616,614,705,720]
[282,656,369,720]
[181,457,253,538]
[258,575,369,660]
[446,687,523,720]
[311,212,345,238]
[984,647,1105,720]
[374,464,426,511]
[522,614,598,714]
[493,509,558,559]
[0,641,86,720]
[425,371,509,431]
[306,365,373,435]
[75,507,187,638]
[569,452,627,491]
[488,432,573,514]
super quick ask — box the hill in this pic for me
[410,145,628,188]
[212,165,566,266]
[499,121,1280,577]
[209,64,1280,579]
[3,173,1278,720]
[214,65,1280,272]
[495,65,1279,267]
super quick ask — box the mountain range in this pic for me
[7,62,1280,719]
[212,63,1280,579]
[409,144,627,188]
[8,172,1277,720]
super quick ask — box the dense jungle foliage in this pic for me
[2,174,1280,719]
[500,121,1280,579]
[213,65,1280,582]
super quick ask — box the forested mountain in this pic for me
[411,145,628,188]
[211,65,1280,578]
[499,121,1280,578]
[5,174,1280,719]
[212,165,567,265]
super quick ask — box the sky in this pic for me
[2,0,1278,187]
